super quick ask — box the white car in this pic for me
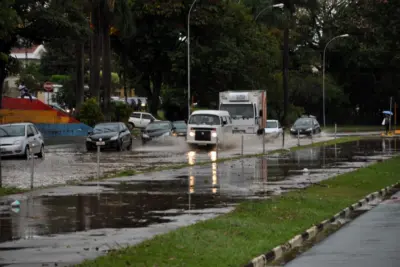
[0,123,45,159]
[264,119,283,137]
[128,112,159,129]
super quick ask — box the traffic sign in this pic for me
[43,82,53,92]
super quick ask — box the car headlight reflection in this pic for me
[86,137,92,141]
[110,135,118,140]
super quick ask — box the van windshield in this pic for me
[220,103,254,119]
[189,114,221,125]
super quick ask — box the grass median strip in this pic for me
[0,186,26,197]
[104,136,364,179]
[77,138,396,267]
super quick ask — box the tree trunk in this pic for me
[122,49,128,103]
[123,66,128,103]
[149,72,162,116]
[90,3,101,100]
[101,16,111,116]
[75,41,85,111]
[0,58,6,109]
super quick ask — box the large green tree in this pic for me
[113,0,280,117]
[0,0,89,108]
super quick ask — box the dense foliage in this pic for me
[1,0,398,125]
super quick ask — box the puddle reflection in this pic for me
[1,138,399,244]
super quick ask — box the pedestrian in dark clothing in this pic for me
[137,99,142,111]
[130,99,137,110]
[18,82,33,102]
[382,115,390,135]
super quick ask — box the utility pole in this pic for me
[282,2,290,127]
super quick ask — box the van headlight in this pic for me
[189,131,195,137]
[211,131,217,138]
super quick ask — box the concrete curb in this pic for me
[243,182,399,267]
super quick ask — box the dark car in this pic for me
[290,115,321,136]
[172,120,187,137]
[141,121,175,144]
[86,122,132,151]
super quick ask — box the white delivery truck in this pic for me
[219,90,267,134]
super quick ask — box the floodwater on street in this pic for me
[0,138,398,266]
[1,133,334,189]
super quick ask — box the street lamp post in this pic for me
[322,34,349,127]
[187,0,198,120]
[254,3,284,21]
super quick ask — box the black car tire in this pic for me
[117,139,123,151]
[128,122,135,130]
[24,145,30,160]
[86,144,94,152]
[127,138,132,150]
[37,145,45,159]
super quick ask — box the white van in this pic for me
[186,110,233,146]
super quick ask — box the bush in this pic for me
[110,101,133,124]
[77,98,104,127]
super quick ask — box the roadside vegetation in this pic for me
[78,154,400,267]
[0,187,26,197]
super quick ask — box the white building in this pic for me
[3,45,46,98]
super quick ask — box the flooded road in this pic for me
[0,138,398,266]
[2,133,334,189]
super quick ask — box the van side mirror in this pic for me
[27,132,34,137]
[222,121,227,125]
[259,110,263,117]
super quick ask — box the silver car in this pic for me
[0,123,45,159]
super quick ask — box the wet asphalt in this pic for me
[0,138,398,266]
[1,133,336,189]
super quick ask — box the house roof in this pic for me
[10,45,46,60]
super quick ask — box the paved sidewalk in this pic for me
[285,191,400,267]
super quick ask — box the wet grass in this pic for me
[75,138,399,267]
[0,186,26,197]
[103,136,364,179]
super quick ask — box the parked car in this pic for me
[141,121,176,144]
[264,119,283,137]
[128,112,159,129]
[0,122,45,159]
[86,122,132,151]
[290,115,321,136]
[172,120,187,137]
